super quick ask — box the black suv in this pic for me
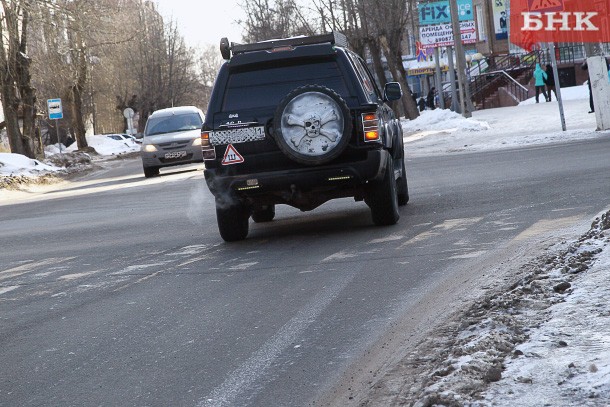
[202,32,409,241]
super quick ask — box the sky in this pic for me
[2,85,610,405]
[154,0,246,49]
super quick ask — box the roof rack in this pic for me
[220,32,348,60]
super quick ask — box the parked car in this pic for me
[106,134,136,142]
[202,32,408,241]
[140,106,205,178]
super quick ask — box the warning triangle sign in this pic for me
[221,144,244,165]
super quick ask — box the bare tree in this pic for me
[198,44,223,112]
[239,0,314,43]
[124,4,202,131]
[0,0,43,159]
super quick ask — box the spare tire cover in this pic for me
[273,85,352,165]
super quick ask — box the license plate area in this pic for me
[211,126,265,145]
[164,150,187,160]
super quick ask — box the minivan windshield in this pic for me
[145,113,202,136]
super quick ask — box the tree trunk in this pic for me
[70,31,89,150]
[71,81,88,149]
[0,0,39,158]
[368,39,387,89]
[380,36,419,120]
[16,45,44,159]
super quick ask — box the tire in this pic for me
[251,205,275,223]
[143,166,159,178]
[366,154,400,226]
[216,203,249,242]
[273,85,352,165]
[397,158,409,206]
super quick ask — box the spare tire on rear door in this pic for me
[273,85,352,165]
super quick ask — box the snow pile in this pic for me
[65,134,140,156]
[0,152,61,176]
[402,109,491,133]
[406,211,610,406]
[1,135,139,190]
[401,84,604,158]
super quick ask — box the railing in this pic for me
[467,49,541,109]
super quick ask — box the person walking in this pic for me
[533,63,549,103]
[582,62,594,113]
[544,64,557,102]
[418,96,426,112]
[426,87,436,110]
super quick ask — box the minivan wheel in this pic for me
[366,155,400,226]
[143,166,159,178]
[251,205,275,223]
[216,203,249,242]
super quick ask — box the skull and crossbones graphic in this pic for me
[285,109,339,149]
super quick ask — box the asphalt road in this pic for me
[1,137,609,407]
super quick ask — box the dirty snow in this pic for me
[0,134,139,190]
[395,84,610,407]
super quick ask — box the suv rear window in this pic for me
[222,60,349,111]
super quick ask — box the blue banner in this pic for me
[418,0,474,25]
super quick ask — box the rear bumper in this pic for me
[205,149,388,204]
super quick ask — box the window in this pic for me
[346,51,382,102]
[145,113,202,136]
[222,60,349,111]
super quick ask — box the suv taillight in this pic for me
[361,113,380,142]
[201,131,216,159]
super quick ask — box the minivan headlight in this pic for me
[192,137,202,146]
[143,144,158,152]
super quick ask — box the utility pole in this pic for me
[583,42,610,130]
[449,0,471,118]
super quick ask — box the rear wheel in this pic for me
[251,205,275,223]
[143,166,159,178]
[366,154,400,226]
[216,203,249,242]
[397,158,409,206]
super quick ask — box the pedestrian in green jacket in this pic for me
[533,63,549,103]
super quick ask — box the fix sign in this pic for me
[47,98,63,120]
[510,0,610,50]
[222,144,244,165]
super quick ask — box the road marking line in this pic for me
[368,234,404,244]
[0,286,19,295]
[513,216,581,241]
[0,257,76,281]
[198,271,357,407]
[398,217,483,248]
[57,271,99,281]
[449,250,488,259]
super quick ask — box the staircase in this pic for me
[468,50,541,110]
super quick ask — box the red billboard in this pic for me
[510,0,610,50]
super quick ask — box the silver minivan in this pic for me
[140,106,205,178]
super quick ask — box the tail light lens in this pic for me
[361,113,379,142]
[201,131,216,159]
[201,131,210,147]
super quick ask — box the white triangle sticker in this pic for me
[221,144,244,165]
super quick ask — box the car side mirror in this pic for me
[384,82,402,101]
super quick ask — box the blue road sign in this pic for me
[47,98,63,120]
